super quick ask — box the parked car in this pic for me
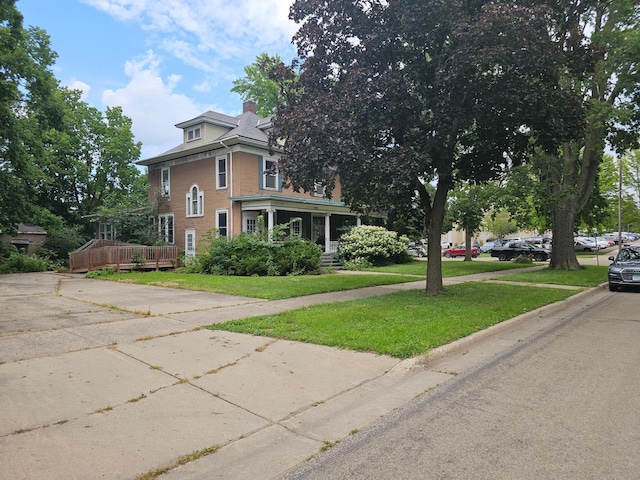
[407,243,427,258]
[480,241,498,253]
[490,241,551,262]
[442,244,479,258]
[441,241,452,250]
[608,246,640,291]
[574,238,600,252]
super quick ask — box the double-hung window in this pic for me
[260,157,279,190]
[186,185,204,217]
[158,214,174,244]
[217,156,227,189]
[216,209,228,237]
[161,168,170,196]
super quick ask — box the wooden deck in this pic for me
[69,240,180,273]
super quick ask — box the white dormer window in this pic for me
[187,126,201,142]
[186,185,204,217]
[312,182,326,197]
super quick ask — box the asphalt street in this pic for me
[280,288,640,480]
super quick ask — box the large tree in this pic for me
[0,0,60,232]
[271,0,580,294]
[231,53,285,117]
[536,0,640,269]
[37,88,143,233]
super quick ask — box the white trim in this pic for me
[263,157,278,190]
[161,167,170,197]
[185,229,196,256]
[216,209,229,237]
[158,213,174,244]
[216,155,227,189]
[186,184,204,217]
[243,212,258,233]
[186,126,201,142]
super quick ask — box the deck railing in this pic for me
[69,244,181,273]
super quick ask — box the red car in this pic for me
[442,244,479,258]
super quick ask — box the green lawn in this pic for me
[366,259,537,276]
[91,271,419,300]
[92,261,537,299]
[208,282,580,358]
[490,265,608,287]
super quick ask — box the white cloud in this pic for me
[82,0,298,67]
[101,51,207,159]
[67,79,91,100]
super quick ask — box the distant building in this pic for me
[1,223,47,254]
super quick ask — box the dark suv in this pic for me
[608,246,640,291]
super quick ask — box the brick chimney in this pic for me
[243,100,257,114]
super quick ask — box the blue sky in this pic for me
[18,0,298,159]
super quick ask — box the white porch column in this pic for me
[267,208,276,240]
[356,215,362,226]
[324,213,331,253]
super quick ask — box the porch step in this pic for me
[321,252,343,270]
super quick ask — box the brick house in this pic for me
[137,101,361,256]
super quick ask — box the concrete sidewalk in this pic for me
[0,263,609,480]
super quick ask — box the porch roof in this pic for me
[229,193,356,215]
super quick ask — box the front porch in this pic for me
[230,194,360,253]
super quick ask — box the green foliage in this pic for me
[85,267,116,278]
[196,229,322,276]
[0,252,54,273]
[231,53,284,117]
[338,225,411,266]
[484,209,518,239]
[0,1,60,233]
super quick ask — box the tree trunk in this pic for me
[464,229,473,261]
[549,199,581,270]
[425,176,451,295]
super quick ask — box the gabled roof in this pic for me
[138,103,274,166]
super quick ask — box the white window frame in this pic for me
[243,212,258,233]
[187,126,201,142]
[185,229,196,257]
[216,156,227,189]
[312,182,326,197]
[263,158,278,190]
[216,209,229,237]
[161,168,170,197]
[290,218,302,237]
[158,214,174,244]
[186,184,204,217]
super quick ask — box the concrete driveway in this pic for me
[0,270,607,479]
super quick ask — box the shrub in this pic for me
[338,225,411,266]
[0,252,54,273]
[197,230,322,276]
[512,254,533,264]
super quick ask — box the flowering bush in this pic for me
[338,225,411,266]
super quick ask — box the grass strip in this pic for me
[490,265,608,287]
[208,282,580,358]
[367,259,537,276]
